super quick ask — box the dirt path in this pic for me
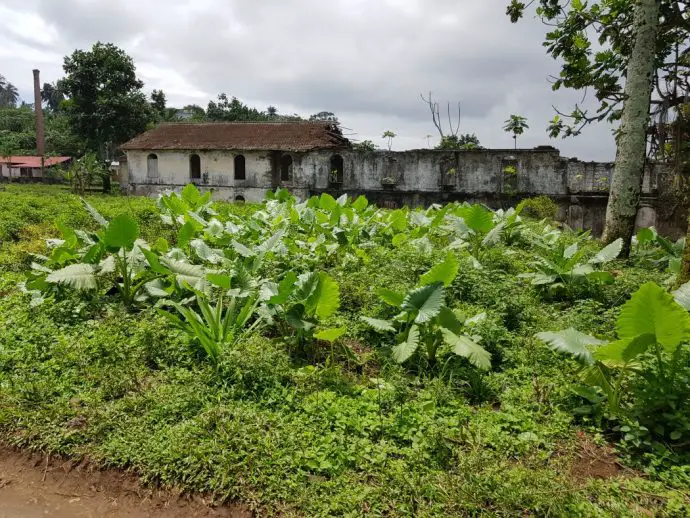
[0,447,251,518]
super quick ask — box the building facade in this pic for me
[120,122,684,237]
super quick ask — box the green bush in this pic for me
[518,195,560,220]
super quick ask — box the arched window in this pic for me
[190,154,201,180]
[234,155,246,180]
[329,154,344,184]
[235,195,245,203]
[280,154,293,181]
[147,153,158,178]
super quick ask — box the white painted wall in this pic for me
[0,164,43,178]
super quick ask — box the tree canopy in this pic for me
[61,42,152,158]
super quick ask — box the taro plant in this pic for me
[536,282,690,446]
[160,275,261,367]
[361,253,491,371]
[263,270,344,349]
[27,201,161,308]
[519,237,623,295]
[635,227,684,278]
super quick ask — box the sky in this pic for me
[0,0,617,160]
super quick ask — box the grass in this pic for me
[0,183,688,516]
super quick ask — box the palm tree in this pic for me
[0,75,19,107]
[503,115,529,150]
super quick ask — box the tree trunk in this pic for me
[678,211,690,287]
[601,0,661,256]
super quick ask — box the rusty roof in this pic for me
[0,156,71,167]
[120,122,349,152]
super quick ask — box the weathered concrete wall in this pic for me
[125,147,683,237]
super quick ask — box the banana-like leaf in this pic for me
[535,328,603,365]
[420,253,459,287]
[616,281,690,352]
[392,324,420,363]
[361,316,396,332]
[46,263,98,290]
[588,238,622,264]
[440,328,491,370]
[402,283,444,324]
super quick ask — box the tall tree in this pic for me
[508,0,685,253]
[41,81,66,112]
[0,75,19,107]
[61,42,152,159]
[150,89,167,121]
[382,130,397,151]
[207,93,269,122]
[601,0,661,249]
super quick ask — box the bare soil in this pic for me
[0,447,252,518]
[569,432,628,482]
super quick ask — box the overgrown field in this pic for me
[0,183,689,516]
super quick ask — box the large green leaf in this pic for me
[391,324,419,363]
[588,238,622,264]
[81,199,108,227]
[160,257,205,289]
[315,272,340,320]
[319,193,337,211]
[46,263,98,290]
[458,204,494,234]
[361,316,396,333]
[192,239,224,264]
[103,214,139,250]
[377,288,404,307]
[593,334,655,366]
[181,183,202,206]
[437,306,464,334]
[420,253,459,287]
[402,283,444,324]
[440,328,491,370]
[177,221,196,248]
[673,281,690,311]
[535,328,603,365]
[616,282,690,352]
[268,272,297,305]
[315,327,347,343]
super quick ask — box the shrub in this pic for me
[518,195,559,220]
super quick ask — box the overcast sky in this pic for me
[0,0,617,160]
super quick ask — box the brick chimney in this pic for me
[33,69,45,157]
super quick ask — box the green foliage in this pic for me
[435,133,483,150]
[537,282,690,452]
[520,236,622,297]
[1,184,689,515]
[517,195,559,221]
[363,254,491,370]
[62,42,152,156]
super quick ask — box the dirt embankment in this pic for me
[0,447,251,518]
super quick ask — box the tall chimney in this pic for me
[33,69,45,157]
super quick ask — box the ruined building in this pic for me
[119,121,684,237]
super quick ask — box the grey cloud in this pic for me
[0,0,617,160]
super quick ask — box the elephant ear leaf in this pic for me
[617,282,690,352]
[588,238,622,264]
[391,325,420,363]
[535,328,603,365]
[440,328,491,370]
[420,253,459,287]
[402,283,444,324]
[104,214,139,250]
[361,316,396,333]
[315,273,340,320]
[47,263,98,290]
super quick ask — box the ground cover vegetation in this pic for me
[1,183,689,516]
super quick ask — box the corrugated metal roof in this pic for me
[120,122,349,152]
[0,156,71,167]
